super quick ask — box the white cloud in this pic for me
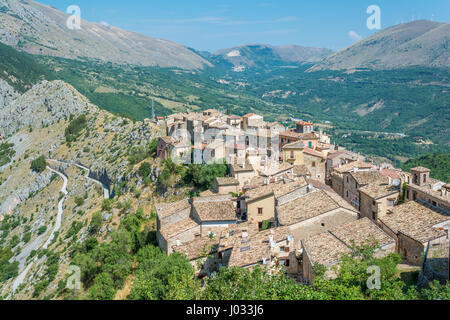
[100,21,110,27]
[348,30,362,42]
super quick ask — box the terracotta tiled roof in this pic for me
[327,150,346,160]
[380,168,401,181]
[260,162,293,177]
[305,178,334,193]
[379,201,450,243]
[333,161,373,174]
[407,183,450,204]
[228,227,290,268]
[297,121,313,126]
[303,232,351,266]
[411,167,431,173]
[282,141,305,149]
[277,190,346,226]
[359,183,400,200]
[232,161,254,173]
[215,177,240,186]
[280,130,319,140]
[155,199,191,220]
[292,165,310,177]
[172,236,219,260]
[330,218,395,248]
[349,170,387,186]
[303,148,327,160]
[218,222,260,250]
[272,178,308,199]
[193,200,237,222]
[159,218,199,239]
[245,184,274,202]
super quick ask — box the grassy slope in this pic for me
[0,42,54,92]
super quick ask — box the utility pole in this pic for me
[151,99,155,121]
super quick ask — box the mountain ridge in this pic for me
[212,44,333,70]
[0,0,211,69]
[309,20,450,71]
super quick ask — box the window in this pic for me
[258,208,263,215]
[388,200,395,207]
[279,246,285,252]
[312,162,316,167]
[290,150,294,159]
[309,141,312,148]
[285,259,290,267]
[346,191,349,198]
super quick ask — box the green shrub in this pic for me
[31,156,47,173]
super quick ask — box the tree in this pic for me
[201,266,322,300]
[183,162,228,191]
[129,246,200,300]
[31,156,47,173]
[138,162,151,178]
[88,272,116,300]
[89,212,103,235]
[311,242,419,300]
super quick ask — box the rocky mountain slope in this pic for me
[0,0,211,69]
[0,80,170,299]
[0,78,17,108]
[309,20,450,71]
[213,44,333,70]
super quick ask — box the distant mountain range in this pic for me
[0,0,211,69]
[211,44,333,70]
[309,20,450,71]
[0,0,448,73]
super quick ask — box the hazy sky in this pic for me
[39,0,450,52]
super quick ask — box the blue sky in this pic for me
[39,0,450,52]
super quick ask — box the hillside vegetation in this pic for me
[401,153,450,182]
[0,42,52,92]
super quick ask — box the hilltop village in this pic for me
[153,109,449,284]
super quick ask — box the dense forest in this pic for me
[401,153,450,182]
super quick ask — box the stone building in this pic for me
[404,167,450,214]
[217,224,299,274]
[191,197,238,237]
[329,160,374,198]
[301,218,395,283]
[155,196,238,254]
[303,148,327,183]
[378,201,450,265]
[172,235,220,277]
[281,141,305,165]
[214,177,240,195]
[359,183,400,221]
[342,170,387,210]
[275,189,359,248]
